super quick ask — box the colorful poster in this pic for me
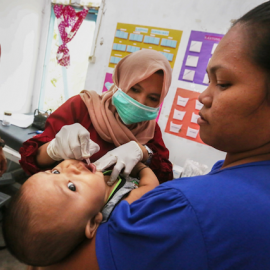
[165,88,204,144]
[102,73,113,92]
[102,72,163,122]
[178,31,224,86]
[109,23,183,69]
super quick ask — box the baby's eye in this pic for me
[68,182,76,192]
[52,169,60,174]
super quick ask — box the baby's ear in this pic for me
[85,212,103,239]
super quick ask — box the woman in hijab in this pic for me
[19,49,173,183]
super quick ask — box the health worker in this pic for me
[20,49,173,183]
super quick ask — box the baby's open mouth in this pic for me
[86,163,96,173]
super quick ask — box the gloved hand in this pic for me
[47,123,100,161]
[94,141,143,185]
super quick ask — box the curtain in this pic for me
[53,4,88,67]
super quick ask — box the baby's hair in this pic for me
[2,185,85,266]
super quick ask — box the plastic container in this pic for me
[2,111,12,126]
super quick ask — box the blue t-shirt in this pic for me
[96,160,270,270]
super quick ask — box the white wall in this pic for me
[0,0,47,114]
[84,0,266,168]
[0,0,266,169]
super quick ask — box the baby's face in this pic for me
[25,160,106,225]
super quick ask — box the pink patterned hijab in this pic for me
[80,49,172,146]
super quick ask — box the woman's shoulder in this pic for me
[53,95,86,112]
[66,94,89,114]
[67,94,86,105]
[164,160,270,210]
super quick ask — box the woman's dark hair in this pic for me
[233,2,270,76]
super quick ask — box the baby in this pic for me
[2,159,158,267]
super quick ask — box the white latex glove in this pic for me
[94,141,143,185]
[47,123,100,161]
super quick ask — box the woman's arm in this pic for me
[35,142,55,167]
[125,162,159,204]
[146,123,173,183]
[19,95,91,175]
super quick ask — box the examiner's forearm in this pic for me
[36,142,57,167]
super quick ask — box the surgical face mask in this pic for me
[112,89,160,125]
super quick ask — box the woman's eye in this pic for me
[52,169,60,174]
[149,96,159,102]
[68,182,76,192]
[217,83,231,90]
[131,87,139,93]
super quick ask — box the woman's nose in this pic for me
[135,94,147,106]
[198,87,212,108]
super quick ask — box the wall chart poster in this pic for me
[102,72,163,122]
[109,23,183,69]
[179,30,224,86]
[165,88,204,144]
[102,73,113,93]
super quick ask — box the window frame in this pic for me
[38,5,98,111]
[30,1,103,113]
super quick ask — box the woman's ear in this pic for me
[85,212,103,239]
